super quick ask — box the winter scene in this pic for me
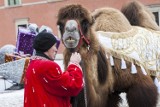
[1,0,160,107]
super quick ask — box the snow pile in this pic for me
[0,89,23,107]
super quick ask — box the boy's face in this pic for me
[45,44,57,60]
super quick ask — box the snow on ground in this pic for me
[0,89,23,107]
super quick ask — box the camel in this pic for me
[120,1,160,83]
[57,4,158,107]
[93,5,160,78]
[121,0,160,31]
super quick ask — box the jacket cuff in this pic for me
[68,62,82,71]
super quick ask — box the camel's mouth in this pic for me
[62,34,80,49]
[65,36,76,43]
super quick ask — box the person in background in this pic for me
[24,32,83,107]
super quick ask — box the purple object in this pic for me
[56,38,60,49]
[16,27,36,55]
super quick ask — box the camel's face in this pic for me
[57,4,93,51]
[62,20,80,49]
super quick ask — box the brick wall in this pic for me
[0,0,160,53]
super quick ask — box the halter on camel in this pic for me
[77,24,90,51]
[77,23,89,107]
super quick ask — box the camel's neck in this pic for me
[80,49,113,107]
[81,54,101,106]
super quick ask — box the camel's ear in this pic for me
[57,25,61,40]
[57,21,64,37]
[81,17,95,35]
[81,19,90,34]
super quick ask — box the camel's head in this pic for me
[57,4,94,52]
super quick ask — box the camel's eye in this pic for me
[80,19,90,34]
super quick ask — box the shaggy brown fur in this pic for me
[92,7,132,32]
[121,0,160,31]
[57,4,158,107]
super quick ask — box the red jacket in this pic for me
[24,57,83,107]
